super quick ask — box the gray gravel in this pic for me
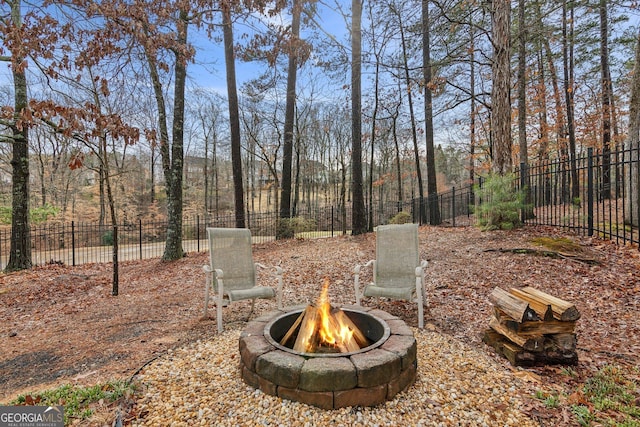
[132,325,538,426]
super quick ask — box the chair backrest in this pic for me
[375,223,419,288]
[207,228,256,291]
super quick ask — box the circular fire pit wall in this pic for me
[239,306,417,409]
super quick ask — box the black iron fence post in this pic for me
[331,206,334,237]
[112,225,119,296]
[452,187,456,227]
[197,215,200,252]
[71,221,76,266]
[587,148,594,236]
[139,219,143,260]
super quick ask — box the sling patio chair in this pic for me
[203,227,283,333]
[353,223,428,329]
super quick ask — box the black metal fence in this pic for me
[0,196,469,269]
[522,146,640,246]
[0,145,638,269]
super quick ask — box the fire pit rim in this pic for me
[263,306,391,358]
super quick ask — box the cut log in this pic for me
[293,306,320,353]
[332,308,370,349]
[489,316,545,352]
[516,287,581,321]
[509,288,554,320]
[489,287,539,322]
[547,333,577,352]
[280,309,306,347]
[483,329,578,366]
[493,308,576,336]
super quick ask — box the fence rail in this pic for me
[1,146,638,269]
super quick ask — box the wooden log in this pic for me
[489,316,546,352]
[483,329,578,366]
[280,309,306,347]
[509,288,554,321]
[517,287,581,321]
[546,333,577,352]
[321,306,360,353]
[332,309,370,348]
[493,308,576,336]
[293,306,320,353]
[489,287,539,322]
[482,329,536,366]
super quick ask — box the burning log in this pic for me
[293,306,321,353]
[282,278,368,354]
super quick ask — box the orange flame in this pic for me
[313,278,356,352]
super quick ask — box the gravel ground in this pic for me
[132,324,538,426]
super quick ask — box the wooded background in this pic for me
[1,1,639,270]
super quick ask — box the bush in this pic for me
[276,217,317,239]
[473,173,526,231]
[101,230,114,246]
[388,211,411,224]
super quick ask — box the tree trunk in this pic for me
[560,0,579,203]
[162,9,188,261]
[223,5,246,228]
[423,0,440,225]
[278,0,301,236]
[517,0,533,219]
[6,0,32,272]
[625,29,640,227]
[351,0,367,235]
[469,23,476,204]
[599,0,612,200]
[397,10,425,223]
[490,0,512,175]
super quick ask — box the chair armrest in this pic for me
[414,260,428,277]
[254,263,284,310]
[354,260,375,305]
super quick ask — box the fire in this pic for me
[316,279,356,352]
[280,278,368,354]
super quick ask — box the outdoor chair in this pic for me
[203,227,283,333]
[353,223,428,329]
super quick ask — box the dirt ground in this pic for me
[1,225,639,425]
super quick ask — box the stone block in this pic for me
[386,319,414,336]
[351,349,401,388]
[387,359,417,399]
[299,357,357,392]
[255,350,304,389]
[381,334,417,370]
[334,384,388,409]
[278,386,334,410]
[240,320,267,338]
[241,363,260,389]
[239,335,273,371]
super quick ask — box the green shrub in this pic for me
[388,211,411,224]
[101,230,114,245]
[473,173,526,231]
[276,218,295,239]
[31,204,60,224]
[276,217,317,239]
[0,204,60,225]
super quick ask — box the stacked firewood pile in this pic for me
[483,286,580,366]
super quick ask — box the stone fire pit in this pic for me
[239,305,417,409]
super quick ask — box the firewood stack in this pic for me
[483,286,580,366]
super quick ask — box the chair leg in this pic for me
[204,284,210,318]
[217,294,224,334]
[247,298,256,321]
